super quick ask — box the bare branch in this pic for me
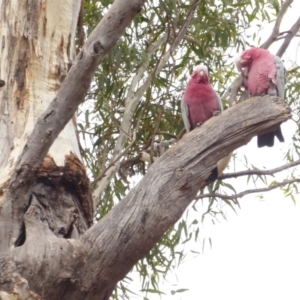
[76,96,290,299]
[111,32,169,158]
[118,153,145,179]
[276,15,300,57]
[156,131,177,139]
[219,158,300,180]
[118,138,178,180]
[260,0,294,49]
[196,179,300,201]
[275,33,300,41]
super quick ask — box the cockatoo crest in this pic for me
[194,63,208,75]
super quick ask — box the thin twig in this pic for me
[92,130,137,185]
[219,158,300,180]
[156,131,177,139]
[196,179,300,201]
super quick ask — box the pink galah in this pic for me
[181,64,231,184]
[182,64,222,131]
[235,47,286,147]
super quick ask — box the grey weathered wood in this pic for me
[0,0,147,251]
[17,0,145,171]
[1,96,290,300]
[75,96,291,299]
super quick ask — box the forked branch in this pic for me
[260,0,294,49]
[74,96,291,299]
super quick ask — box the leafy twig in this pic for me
[93,130,137,185]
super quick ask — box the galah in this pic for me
[235,47,286,147]
[181,64,232,184]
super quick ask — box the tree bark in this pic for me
[0,95,291,300]
[0,0,82,189]
[0,0,146,252]
[0,1,146,299]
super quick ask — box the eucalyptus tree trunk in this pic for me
[0,1,82,187]
[0,1,92,298]
[0,0,91,228]
[0,1,291,300]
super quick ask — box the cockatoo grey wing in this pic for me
[181,96,192,132]
[275,56,286,98]
[215,91,223,112]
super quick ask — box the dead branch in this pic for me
[118,138,178,180]
[156,131,177,139]
[196,178,300,201]
[260,0,294,49]
[73,96,290,299]
[276,15,300,57]
[219,158,300,180]
[4,96,291,300]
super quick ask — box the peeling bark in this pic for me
[0,0,146,251]
[0,0,82,189]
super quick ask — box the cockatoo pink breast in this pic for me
[238,48,276,96]
[183,69,219,127]
[235,47,286,147]
[181,64,230,184]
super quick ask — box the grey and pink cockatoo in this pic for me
[235,47,286,147]
[181,64,232,185]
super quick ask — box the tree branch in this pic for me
[276,15,300,57]
[118,138,178,179]
[111,32,169,158]
[260,0,294,49]
[1,0,147,249]
[72,96,290,299]
[219,158,300,180]
[92,130,137,186]
[196,179,300,201]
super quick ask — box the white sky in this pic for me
[124,2,300,300]
[169,192,300,300]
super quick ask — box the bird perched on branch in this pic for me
[181,64,232,185]
[235,47,286,147]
